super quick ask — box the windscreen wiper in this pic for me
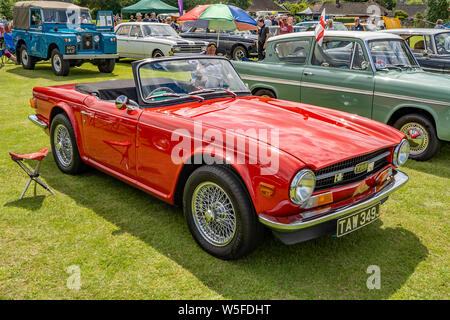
[189,88,237,98]
[146,92,205,102]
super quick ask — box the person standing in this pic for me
[351,18,364,31]
[270,15,277,26]
[150,12,158,23]
[435,19,444,29]
[136,13,143,22]
[257,17,269,60]
[129,15,136,22]
[143,14,150,22]
[279,16,293,35]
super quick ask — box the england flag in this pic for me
[315,9,326,46]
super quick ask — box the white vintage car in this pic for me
[115,22,208,59]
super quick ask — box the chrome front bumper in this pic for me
[63,54,119,60]
[28,114,48,130]
[259,170,409,233]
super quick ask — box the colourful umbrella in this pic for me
[179,4,258,32]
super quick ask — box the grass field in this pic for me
[0,60,449,300]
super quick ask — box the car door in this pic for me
[300,38,374,119]
[81,96,142,178]
[29,8,43,57]
[128,25,145,59]
[115,24,131,58]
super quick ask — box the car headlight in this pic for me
[290,169,316,205]
[393,139,410,167]
[76,35,81,43]
[94,35,100,43]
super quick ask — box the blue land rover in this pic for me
[12,1,118,76]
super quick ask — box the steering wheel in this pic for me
[149,87,175,97]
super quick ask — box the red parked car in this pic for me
[28,56,410,259]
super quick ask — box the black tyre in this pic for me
[20,45,35,70]
[98,58,116,73]
[51,48,70,76]
[232,45,248,60]
[152,49,164,58]
[50,114,86,174]
[254,89,276,98]
[183,166,264,260]
[393,113,440,161]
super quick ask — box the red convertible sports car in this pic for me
[28,56,410,259]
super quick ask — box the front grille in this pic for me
[179,46,203,53]
[314,148,390,191]
[82,34,93,50]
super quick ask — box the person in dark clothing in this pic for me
[257,17,269,60]
[351,18,364,31]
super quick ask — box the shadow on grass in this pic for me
[40,157,428,299]
[5,63,118,81]
[4,195,46,211]
[404,142,450,180]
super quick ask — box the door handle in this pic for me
[303,72,313,76]
[81,111,94,117]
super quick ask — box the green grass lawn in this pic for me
[0,60,449,300]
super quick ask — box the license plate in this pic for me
[336,203,380,237]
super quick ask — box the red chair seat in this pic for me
[9,148,49,162]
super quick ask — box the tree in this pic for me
[282,2,307,16]
[425,0,450,26]
[394,9,409,20]
[376,0,397,11]
[414,12,425,27]
[0,0,13,20]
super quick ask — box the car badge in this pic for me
[334,173,344,183]
[354,161,369,174]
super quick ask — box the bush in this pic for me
[414,12,425,27]
[394,9,409,20]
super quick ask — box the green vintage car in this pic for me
[232,31,450,161]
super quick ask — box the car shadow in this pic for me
[5,63,119,81]
[40,156,428,299]
[405,142,450,179]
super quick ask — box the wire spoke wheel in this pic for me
[400,122,429,156]
[53,124,73,168]
[192,182,237,246]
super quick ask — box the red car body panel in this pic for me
[31,83,405,219]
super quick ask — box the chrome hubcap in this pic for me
[54,124,73,167]
[400,122,429,156]
[192,182,236,246]
[234,49,245,60]
[53,55,62,73]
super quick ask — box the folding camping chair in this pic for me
[9,148,55,200]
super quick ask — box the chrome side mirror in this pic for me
[115,95,137,111]
[422,50,430,57]
[361,61,368,70]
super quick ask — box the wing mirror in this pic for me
[422,49,430,57]
[116,95,137,112]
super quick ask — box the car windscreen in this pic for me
[435,32,450,55]
[138,58,250,104]
[143,25,178,37]
[43,9,93,24]
[368,39,419,70]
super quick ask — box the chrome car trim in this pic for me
[300,81,373,96]
[240,74,301,87]
[63,54,119,60]
[240,74,373,95]
[421,67,450,73]
[28,115,48,130]
[374,91,449,106]
[258,170,409,232]
[316,151,391,180]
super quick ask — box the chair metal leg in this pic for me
[20,178,33,200]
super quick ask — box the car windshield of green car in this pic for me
[43,9,93,25]
[435,32,450,55]
[368,39,419,71]
[139,58,250,103]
